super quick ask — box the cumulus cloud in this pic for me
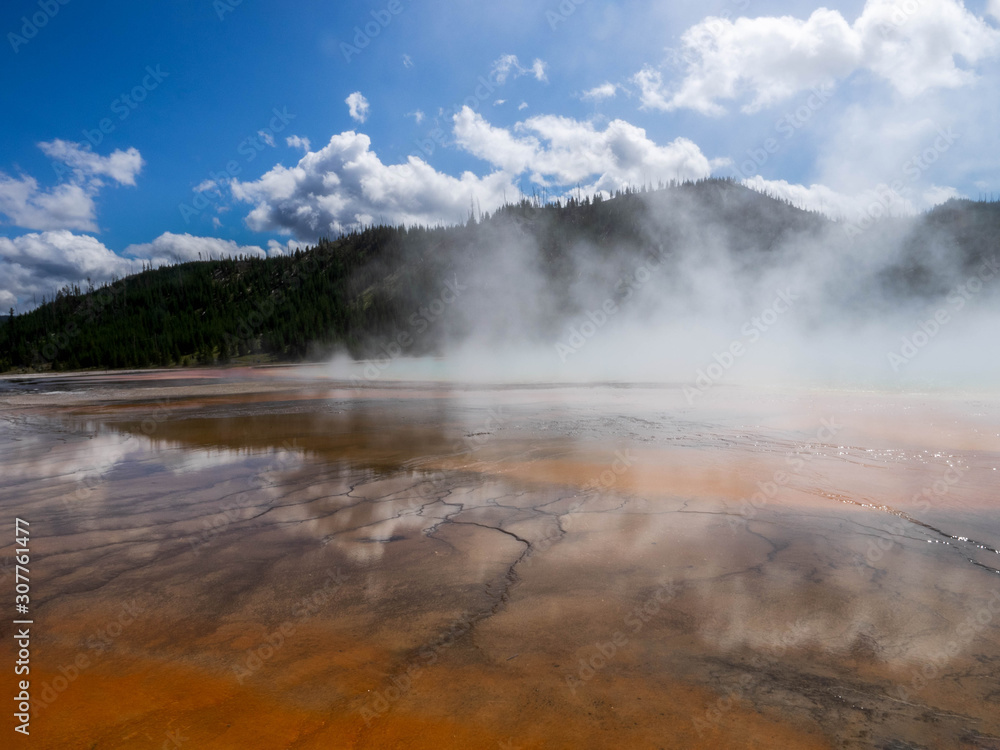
[230,109,726,241]
[0,230,277,310]
[0,231,133,281]
[286,135,311,152]
[346,91,370,123]
[741,175,958,220]
[230,130,517,240]
[123,232,270,266]
[582,82,618,101]
[267,238,308,256]
[453,107,720,193]
[37,140,144,186]
[0,231,136,307]
[490,54,549,84]
[0,141,144,232]
[641,0,1000,115]
[633,68,673,111]
[0,175,98,232]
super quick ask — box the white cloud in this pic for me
[402,54,414,68]
[257,130,276,147]
[582,82,618,101]
[490,54,549,84]
[0,231,136,307]
[0,231,133,280]
[453,109,539,175]
[856,0,1000,97]
[193,179,218,193]
[346,91,370,123]
[267,238,307,256]
[633,67,674,111]
[531,58,548,82]
[0,229,274,309]
[494,99,507,106]
[408,110,425,125]
[123,232,268,265]
[642,0,1000,115]
[286,135,311,152]
[921,184,962,205]
[490,54,521,84]
[37,140,144,186]
[990,0,1000,20]
[230,130,517,240]
[453,107,718,193]
[0,174,97,232]
[0,141,144,232]
[741,175,958,220]
[518,102,528,110]
[231,111,724,241]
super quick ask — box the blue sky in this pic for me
[1,0,998,310]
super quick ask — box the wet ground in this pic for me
[1,368,999,749]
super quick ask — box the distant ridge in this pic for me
[1,179,996,372]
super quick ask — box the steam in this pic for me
[327,183,999,390]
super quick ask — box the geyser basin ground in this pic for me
[1,369,999,749]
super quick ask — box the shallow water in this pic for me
[1,370,999,748]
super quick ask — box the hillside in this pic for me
[0,179,997,373]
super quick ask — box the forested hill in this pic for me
[0,179,997,372]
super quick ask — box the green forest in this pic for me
[0,179,997,372]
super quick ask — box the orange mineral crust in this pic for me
[1,372,998,748]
